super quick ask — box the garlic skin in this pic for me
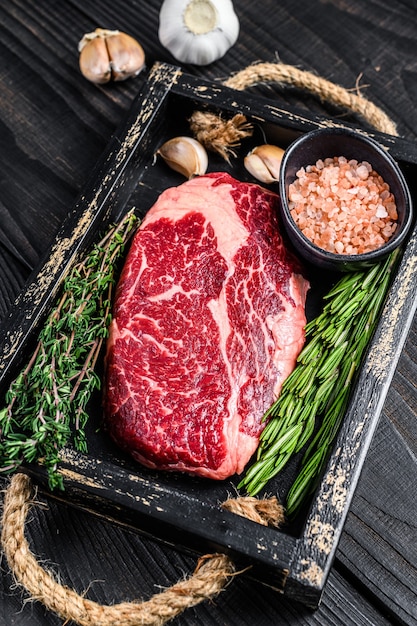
[156,137,208,179]
[244,145,285,184]
[78,28,145,84]
[158,0,240,66]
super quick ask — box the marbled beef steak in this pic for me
[104,172,309,479]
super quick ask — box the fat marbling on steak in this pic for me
[104,172,309,480]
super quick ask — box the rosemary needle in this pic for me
[0,211,138,490]
[238,249,399,515]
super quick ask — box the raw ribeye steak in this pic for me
[104,172,309,480]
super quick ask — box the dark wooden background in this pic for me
[0,1,417,624]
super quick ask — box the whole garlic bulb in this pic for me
[158,0,240,66]
[78,28,145,84]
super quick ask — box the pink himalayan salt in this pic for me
[288,156,398,255]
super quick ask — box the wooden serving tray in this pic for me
[1,62,417,608]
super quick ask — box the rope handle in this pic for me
[1,474,234,626]
[0,62,398,626]
[189,62,398,161]
[223,62,397,135]
[1,474,281,626]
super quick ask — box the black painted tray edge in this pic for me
[1,62,417,608]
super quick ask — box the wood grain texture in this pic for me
[338,320,417,625]
[0,0,417,624]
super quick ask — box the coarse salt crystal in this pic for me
[356,165,369,180]
[376,205,388,218]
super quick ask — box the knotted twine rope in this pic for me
[1,474,281,626]
[1,62,398,626]
[189,61,397,160]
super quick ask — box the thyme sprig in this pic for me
[238,249,399,515]
[0,211,138,490]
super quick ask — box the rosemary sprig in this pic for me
[238,249,399,515]
[0,211,138,490]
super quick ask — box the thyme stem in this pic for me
[0,211,138,489]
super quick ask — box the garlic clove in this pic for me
[156,137,208,179]
[105,32,146,81]
[158,0,239,66]
[79,32,112,84]
[78,28,145,84]
[244,144,285,184]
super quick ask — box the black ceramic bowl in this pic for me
[279,127,413,271]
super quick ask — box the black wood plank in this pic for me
[1,0,417,624]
